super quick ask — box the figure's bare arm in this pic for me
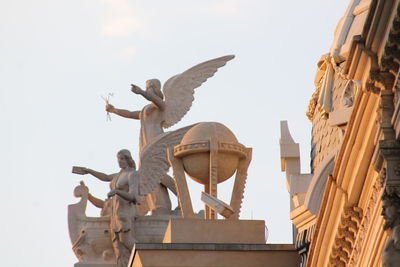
[88,193,105,209]
[83,168,113,182]
[131,84,165,110]
[106,104,140,120]
[107,190,137,203]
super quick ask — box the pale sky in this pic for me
[1,1,349,266]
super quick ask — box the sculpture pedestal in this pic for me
[129,243,300,267]
[128,219,301,267]
[70,213,181,267]
[162,219,266,244]
[136,215,181,243]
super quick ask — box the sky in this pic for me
[0,1,350,266]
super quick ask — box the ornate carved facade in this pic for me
[281,0,400,266]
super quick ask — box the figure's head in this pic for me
[117,149,136,169]
[381,192,400,229]
[146,79,164,100]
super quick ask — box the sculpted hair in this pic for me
[117,149,136,169]
[148,79,164,100]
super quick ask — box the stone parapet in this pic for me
[129,243,300,267]
[162,218,266,244]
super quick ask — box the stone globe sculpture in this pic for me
[174,122,246,184]
[173,122,250,219]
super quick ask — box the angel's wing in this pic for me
[138,124,198,195]
[162,55,235,128]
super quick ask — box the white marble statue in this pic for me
[105,55,234,214]
[77,149,139,267]
[71,126,197,266]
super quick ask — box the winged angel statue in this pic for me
[106,55,235,213]
[70,129,194,267]
[69,56,234,266]
[106,55,235,153]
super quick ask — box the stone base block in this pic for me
[162,219,266,244]
[136,214,181,243]
[129,243,300,267]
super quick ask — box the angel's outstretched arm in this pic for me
[131,84,165,110]
[107,172,140,204]
[80,167,114,182]
[106,103,140,120]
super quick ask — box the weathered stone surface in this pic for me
[162,219,266,244]
[129,243,300,267]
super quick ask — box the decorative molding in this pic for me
[307,83,322,121]
[342,80,357,108]
[229,148,252,220]
[295,224,316,267]
[328,206,363,267]
[366,4,400,95]
[379,139,400,197]
[348,176,384,266]
[306,55,335,121]
[174,141,247,158]
[381,190,400,266]
[377,8,400,265]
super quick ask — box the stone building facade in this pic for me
[281,0,400,266]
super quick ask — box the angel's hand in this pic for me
[131,84,142,94]
[72,166,89,175]
[107,190,117,198]
[133,196,141,205]
[105,103,115,113]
